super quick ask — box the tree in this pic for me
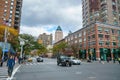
[18,34,36,55]
[18,34,48,56]
[0,25,19,52]
[37,45,47,56]
[70,44,79,58]
[53,42,68,55]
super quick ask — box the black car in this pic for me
[57,55,72,67]
[36,57,43,62]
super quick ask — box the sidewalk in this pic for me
[81,60,120,64]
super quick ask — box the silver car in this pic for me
[70,57,81,65]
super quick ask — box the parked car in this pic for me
[70,57,81,65]
[36,57,43,62]
[57,55,72,67]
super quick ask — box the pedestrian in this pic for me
[7,55,15,77]
[113,58,116,63]
[0,58,4,67]
[118,57,120,64]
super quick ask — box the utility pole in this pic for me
[1,27,7,67]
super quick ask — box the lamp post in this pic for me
[19,37,25,59]
[2,28,7,60]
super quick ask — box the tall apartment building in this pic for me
[0,0,23,31]
[82,0,120,28]
[55,26,63,43]
[61,0,120,60]
[38,33,53,47]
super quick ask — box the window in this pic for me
[111,36,116,40]
[111,29,115,34]
[79,39,82,42]
[98,27,102,32]
[5,5,7,7]
[79,33,82,37]
[106,41,110,45]
[9,19,12,22]
[5,1,8,4]
[11,2,14,5]
[84,31,86,36]
[9,14,12,18]
[104,28,109,33]
[112,42,116,46]
[84,38,86,41]
[92,34,95,38]
[99,41,104,46]
[118,30,120,35]
[118,42,120,47]
[75,34,77,38]
[75,40,78,43]
[10,6,13,9]
[98,34,103,38]
[10,11,13,13]
[105,35,109,39]
[4,9,7,12]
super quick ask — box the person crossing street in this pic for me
[7,55,15,77]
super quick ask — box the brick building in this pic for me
[65,22,120,60]
[82,0,120,28]
[0,0,23,31]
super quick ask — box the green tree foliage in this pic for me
[0,25,19,51]
[19,34,47,56]
[70,44,79,58]
[53,42,68,55]
[37,45,47,56]
[19,34,36,55]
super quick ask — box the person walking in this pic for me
[7,55,15,77]
[118,57,120,64]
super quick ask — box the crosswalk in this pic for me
[0,67,8,80]
[25,62,56,66]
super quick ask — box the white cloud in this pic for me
[20,0,82,39]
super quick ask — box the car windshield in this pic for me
[71,57,76,60]
[60,56,69,59]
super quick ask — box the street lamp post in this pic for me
[2,28,7,60]
[19,37,25,59]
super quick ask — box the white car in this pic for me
[70,57,81,65]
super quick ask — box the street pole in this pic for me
[2,28,7,60]
[20,45,23,58]
[19,37,25,63]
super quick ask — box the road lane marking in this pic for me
[75,71,82,74]
[88,76,96,79]
[6,65,21,80]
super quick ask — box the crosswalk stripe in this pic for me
[0,68,8,79]
[25,62,57,66]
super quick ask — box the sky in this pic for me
[20,0,82,40]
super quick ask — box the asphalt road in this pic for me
[14,58,120,80]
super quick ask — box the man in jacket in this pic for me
[7,55,15,77]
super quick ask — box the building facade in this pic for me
[65,22,120,60]
[38,33,52,47]
[0,0,23,31]
[82,0,120,28]
[55,26,63,43]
